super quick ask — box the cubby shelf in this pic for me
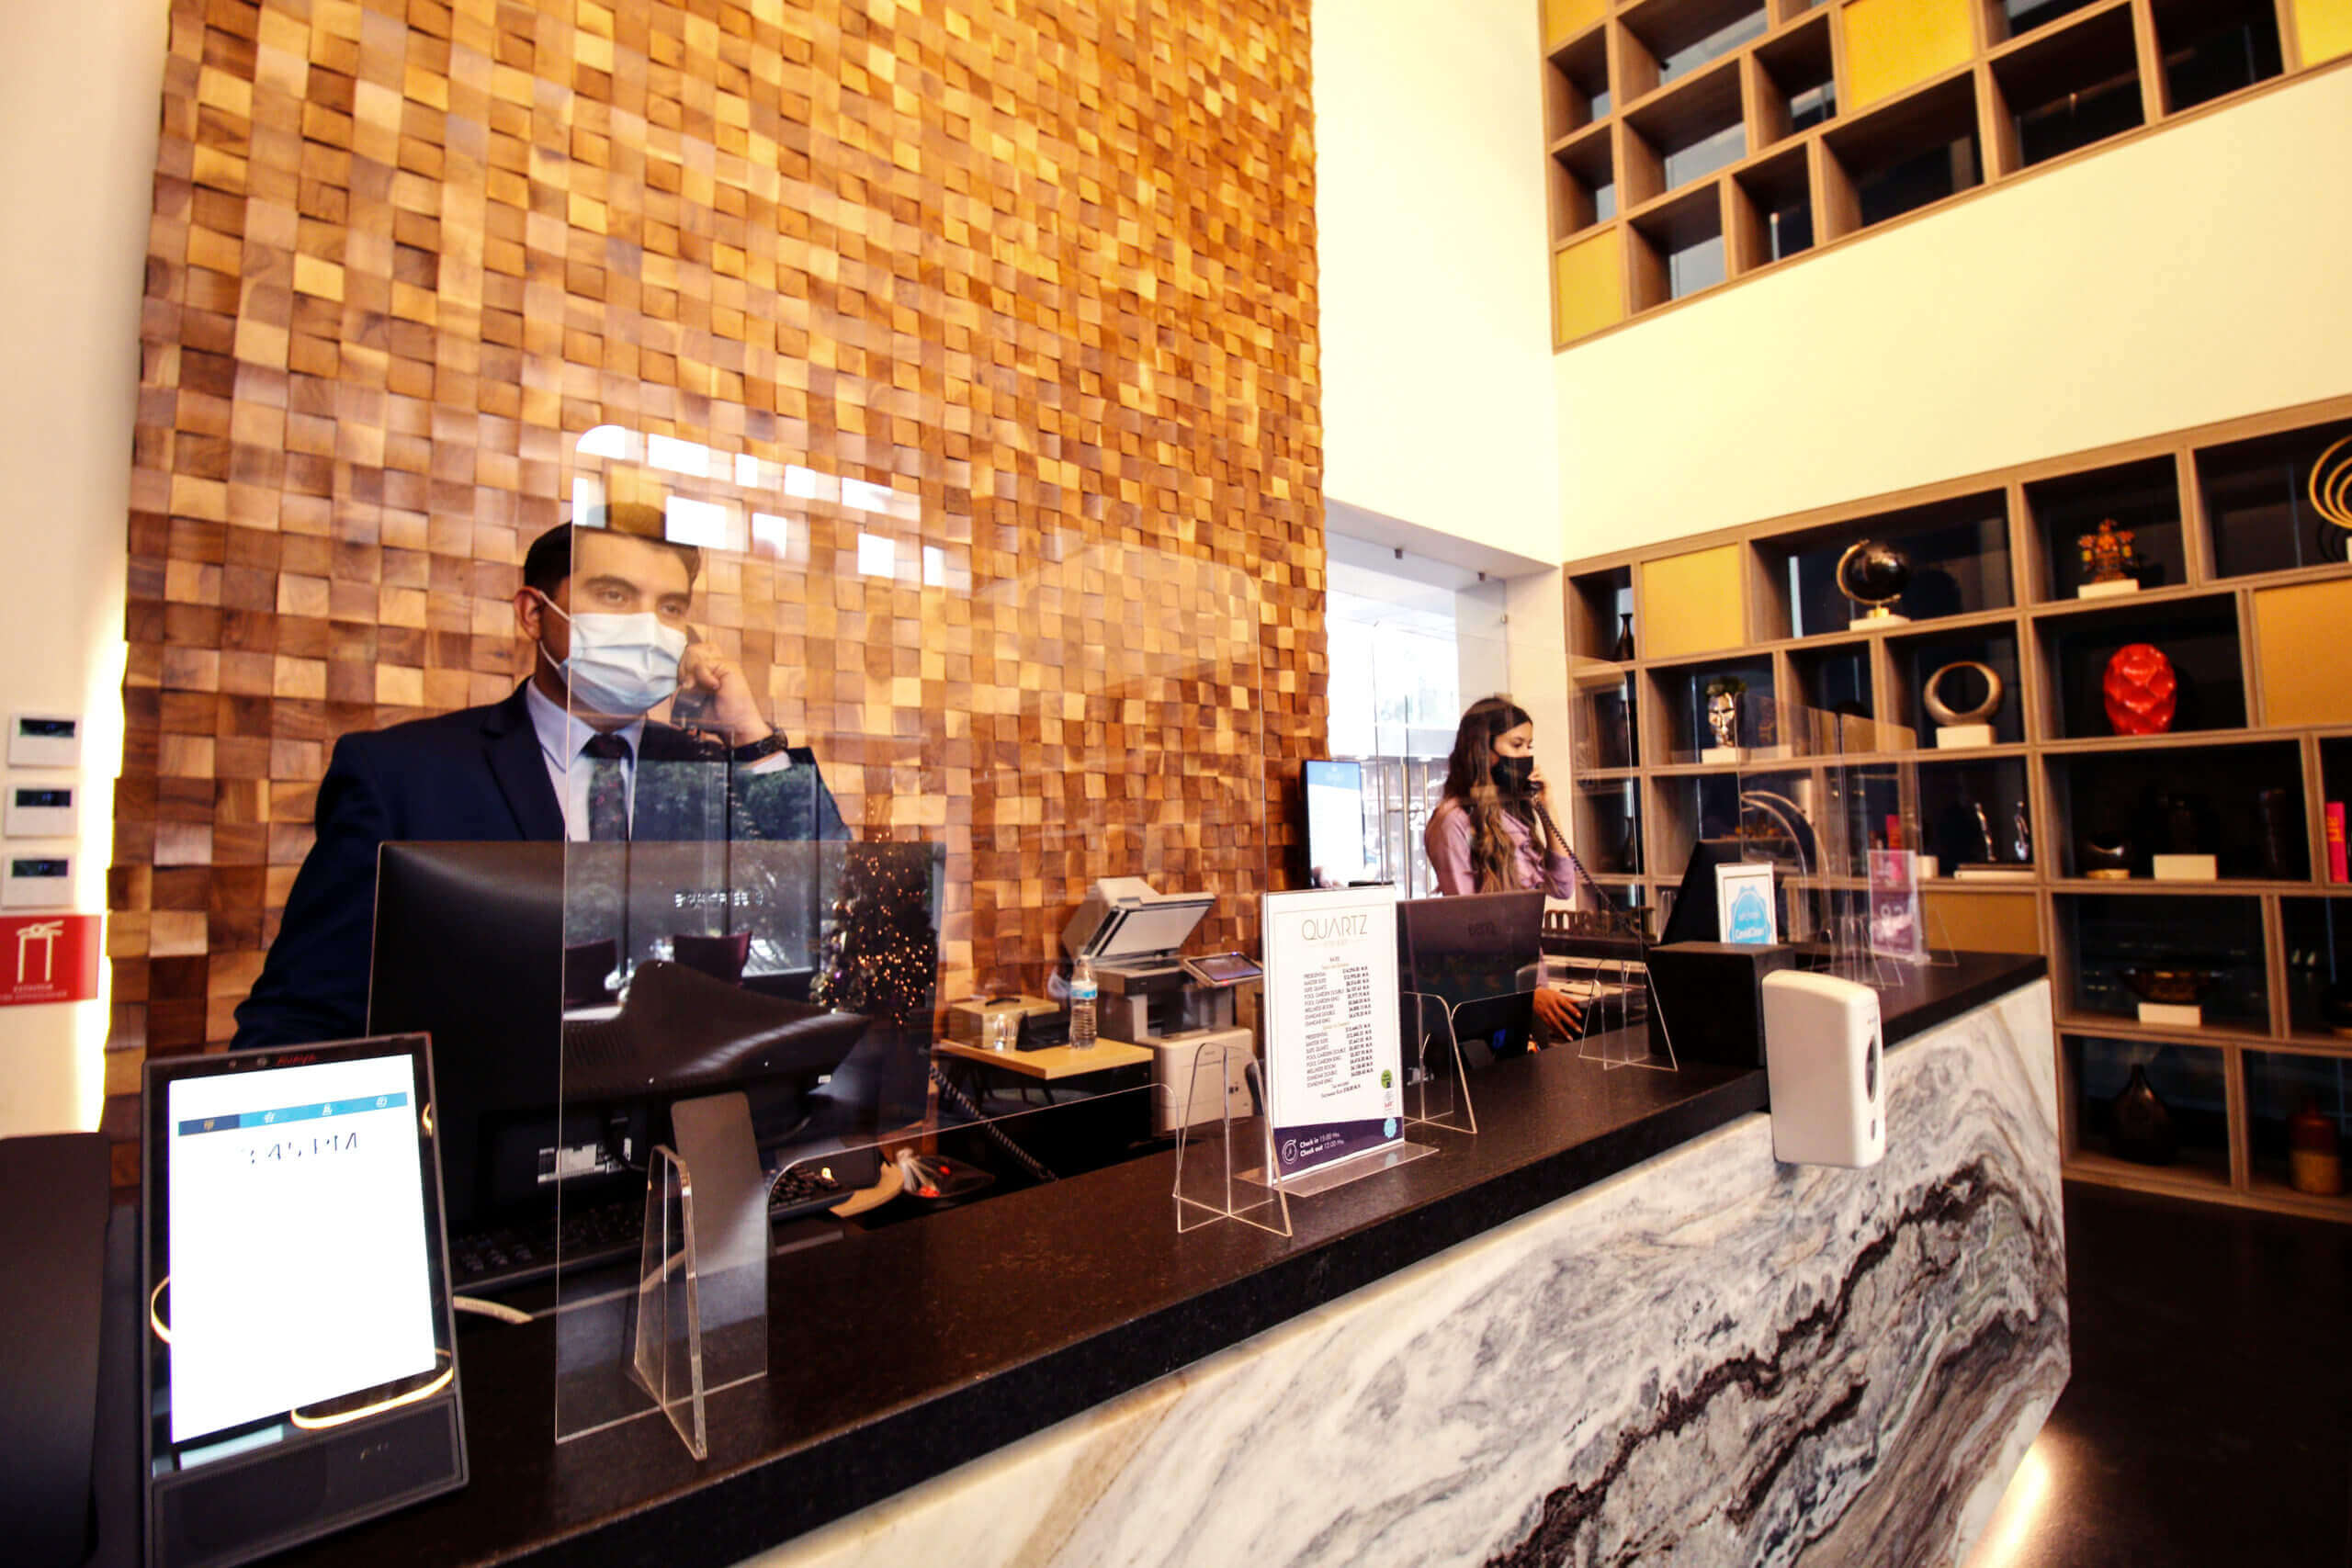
[1543,0,2348,348]
[1564,395,2352,1221]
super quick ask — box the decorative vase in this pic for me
[2109,1062,2178,1166]
[2254,786,2298,879]
[1611,612,1635,663]
[2080,833,2133,879]
[2103,643,2177,735]
[2289,1096,2345,1196]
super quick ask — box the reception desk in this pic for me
[133,953,2058,1568]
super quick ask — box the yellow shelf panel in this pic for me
[2255,578,2352,725]
[1843,0,1976,111]
[1555,231,1626,345]
[1923,888,2041,953]
[1544,0,1607,48]
[2292,0,2352,65]
[1637,543,1746,659]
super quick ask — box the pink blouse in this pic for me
[1424,797,1576,898]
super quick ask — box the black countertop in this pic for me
[266,951,2044,1568]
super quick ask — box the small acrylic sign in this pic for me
[1868,850,1928,964]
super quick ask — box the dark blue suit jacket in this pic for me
[232,682,845,1049]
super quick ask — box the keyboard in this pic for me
[449,1161,854,1293]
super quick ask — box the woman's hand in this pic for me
[1525,760,1547,798]
[1532,986,1582,1041]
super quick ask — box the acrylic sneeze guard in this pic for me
[549,443,1272,1445]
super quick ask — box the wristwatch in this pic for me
[730,733,790,763]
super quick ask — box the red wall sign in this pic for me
[0,913,101,1006]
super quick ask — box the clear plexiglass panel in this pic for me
[539,447,1272,1442]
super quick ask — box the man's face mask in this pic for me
[534,594,687,717]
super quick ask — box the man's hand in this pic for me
[677,642,774,750]
[1532,986,1583,1042]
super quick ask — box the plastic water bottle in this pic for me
[1069,955,1099,1049]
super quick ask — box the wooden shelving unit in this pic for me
[1560,393,2352,1220]
[1543,0,2352,346]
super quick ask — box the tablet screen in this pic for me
[164,1053,439,1443]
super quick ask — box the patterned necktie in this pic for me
[582,733,631,841]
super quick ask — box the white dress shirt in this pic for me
[524,681,645,842]
[523,680,796,840]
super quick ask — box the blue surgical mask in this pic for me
[535,596,687,717]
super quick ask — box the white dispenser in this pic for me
[1759,970,1885,1168]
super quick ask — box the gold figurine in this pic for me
[2076,519,2142,594]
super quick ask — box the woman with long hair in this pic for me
[1424,695,1576,897]
[1423,694,1585,1038]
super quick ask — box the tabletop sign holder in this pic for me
[1243,886,1435,1198]
[1170,1041,1293,1235]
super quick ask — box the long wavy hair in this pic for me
[1441,695,1551,893]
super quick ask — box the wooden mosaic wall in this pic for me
[109,0,1324,1114]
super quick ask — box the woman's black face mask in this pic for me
[1490,755,1535,796]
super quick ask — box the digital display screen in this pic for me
[1304,759,1369,886]
[14,787,70,808]
[11,858,68,877]
[17,717,75,739]
[1183,952,1263,986]
[164,1055,438,1442]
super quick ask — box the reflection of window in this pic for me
[1328,589,1465,760]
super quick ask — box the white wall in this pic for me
[1556,67,2352,558]
[1316,0,1565,565]
[0,0,164,1134]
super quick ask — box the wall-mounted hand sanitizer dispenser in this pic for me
[1760,970,1884,1168]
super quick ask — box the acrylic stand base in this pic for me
[1238,1139,1439,1197]
[2153,854,2218,881]
[1401,990,1476,1134]
[1934,724,1995,749]
[2138,1001,2202,1028]
[627,1092,770,1461]
[1171,1041,1291,1235]
[2079,579,2142,599]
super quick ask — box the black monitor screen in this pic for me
[1396,889,1546,1013]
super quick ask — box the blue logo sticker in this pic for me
[1384,1118,1398,1138]
[1725,886,1774,944]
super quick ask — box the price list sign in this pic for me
[1261,886,1405,1182]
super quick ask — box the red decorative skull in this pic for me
[2102,643,2177,735]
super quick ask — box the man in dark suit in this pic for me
[233,519,844,1048]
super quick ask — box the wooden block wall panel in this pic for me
[111,0,1328,1122]
[1637,544,1747,659]
[1555,231,1625,346]
[2292,0,2352,65]
[1922,890,2040,955]
[2255,579,2352,725]
[1843,0,1976,111]
[1544,0,1608,47]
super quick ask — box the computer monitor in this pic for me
[368,840,932,1240]
[1658,838,1750,947]
[1395,889,1547,1016]
[1303,759,1373,887]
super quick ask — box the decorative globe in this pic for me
[1836,538,1912,610]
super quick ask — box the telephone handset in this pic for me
[670,623,722,734]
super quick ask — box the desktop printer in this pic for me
[1061,877,1261,1133]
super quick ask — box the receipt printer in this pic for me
[1759,970,1884,1168]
